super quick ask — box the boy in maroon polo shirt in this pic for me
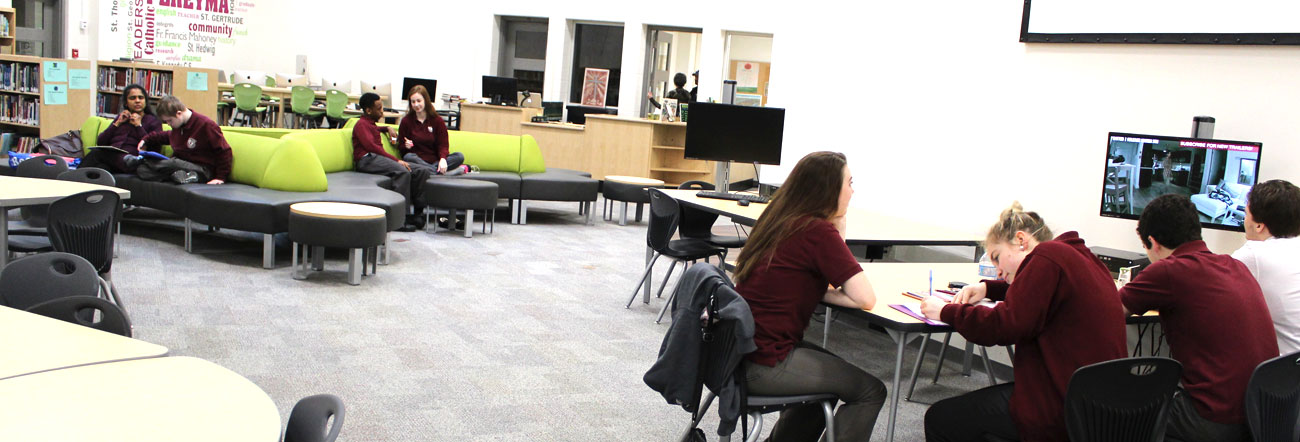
[135,95,232,185]
[1120,194,1277,442]
[352,92,432,231]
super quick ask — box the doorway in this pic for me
[13,0,61,57]
[642,26,701,117]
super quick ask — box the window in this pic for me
[569,23,623,107]
[497,17,548,95]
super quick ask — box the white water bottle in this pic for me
[978,252,998,279]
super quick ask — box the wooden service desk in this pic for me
[0,305,168,380]
[460,103,542,135]
[0,356,281,441]
[0,175,131,267]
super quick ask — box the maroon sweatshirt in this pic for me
[940,231,1128,442]
[396,111,450,164]
[141,111,233,181]
[351,115,399,163]
[97,113,162,153]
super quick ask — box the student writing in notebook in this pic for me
[732,151,887,442]
[136,95,232,185]
[919,203,1126,442]
[1119,194,1276,442]
[80,84,163,174]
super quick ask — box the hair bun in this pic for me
[1000,201,1025,219]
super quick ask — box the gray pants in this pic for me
[136,157,211,183]
[403,152,466,176]
[744,341,888,442]
[356,153,432,206]
[1167,388,1249,442]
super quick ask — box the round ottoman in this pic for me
[602,176,665,226]
[421,178,499,238]
[288,202,387,285]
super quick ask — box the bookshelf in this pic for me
[96,61,218,120]
[0,55,92,155]
[0,8,13,54]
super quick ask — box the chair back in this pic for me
[324,89,347,119]
[1245,351,1300,442]
[0,252,101,310]
[47,190,120,275]
[284,394,346,442]
[291,86,316,115]
[233,83,263,112]
[57,167,116,187]
[16,154,69,179]
[646,189,682,252]
[26,296,132,337]
[1064,357,1182,442]
[676,181,722,240]
[265,75,277,87]
[678,180,715,191]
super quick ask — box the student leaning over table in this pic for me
[135,95,232,185]
[397,85,469,176]
[1119,194,1277,442]
[1232,179,1300,355]
[920,203,1127,442]
[732,151,887,442]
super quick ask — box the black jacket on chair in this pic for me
[644,263,756,436]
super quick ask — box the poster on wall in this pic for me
[581,68,609,107]
[100,0,255,67]
[736,61,759,93]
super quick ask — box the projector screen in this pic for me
[1021,0,1300,45]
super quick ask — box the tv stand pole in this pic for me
[714,161,731,194]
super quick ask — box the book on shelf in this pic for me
[0,62,40,93]
[97,93,123,116]
[0,94,39,125]
[1,132,42,154]
[0,15,10,37]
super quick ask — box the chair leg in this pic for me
[821,401,836,442]
[742,411,765,442]
[291,242,306,280]
[347,248,362,285]
[620,201,628,226]
[312,246,325,271]
[625,253,661,308]
[980,345,997,386]
[679,391,717,442]
[464,210,474,238]
[655,261,686,324]
[586,201,594,226]
[932,332,953,384]
[519,200,528,224]
[906,333,932,400]
[655,260,680,299]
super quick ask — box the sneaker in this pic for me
[468,165,480,174]
[122,154,142,170]
[171,170,199,184]
[397,223,418,232]
[436,216,465,230]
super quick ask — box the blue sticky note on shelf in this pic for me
[43,61,67,83]
[68,69,91,90]
[43,84,66,105]
[186,72,208,91]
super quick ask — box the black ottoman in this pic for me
[602,176,665,226]
[421,178,499,238]
[288,202,387,285]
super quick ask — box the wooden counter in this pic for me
[460,103,541,135]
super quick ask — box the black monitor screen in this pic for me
[482,76,518,106]
[542,101,563,121]
[401,77,437,102]
[565,105,616,125]
[1101,132,1263,232]
[684,102,784,165]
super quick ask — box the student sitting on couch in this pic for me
[398,85,468,176]
[81,84,163,174]
[353,92,432,231]
[135,95,231,185]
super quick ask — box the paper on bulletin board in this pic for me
[736,61,759,93]
[43,61,67,83]
[186,72,209,91]
[68,69,92,90]
[44,84,67,105]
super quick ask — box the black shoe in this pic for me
[122,154,141,170]
[172,170,199,184]
[397,223,418,232]
[412,215,427,230]
[437,216,465,230]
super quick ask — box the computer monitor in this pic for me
[321,78,353,94]
[360,81,392,106]
[685,102,784,166]
[564,104,617,125]
[482,75,518,106]
[542,101,563,122]
[275,73,306,88]
[401,77,438,102]
[1100,132,1263,231]
[230,70,265,85]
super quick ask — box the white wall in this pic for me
[78,0,1300,253]
[727,33,772,64]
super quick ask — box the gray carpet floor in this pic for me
[107,199,1002,441]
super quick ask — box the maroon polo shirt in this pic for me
[1120,240,1277,425]
[351,115,399,163]
[397,111,450,164]
[941,231,1128,442]
[140,111,232,181]
[737,217,862,367]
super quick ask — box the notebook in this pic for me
[890,304,948,326]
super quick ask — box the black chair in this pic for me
[57,167,116,186]
[1063,357,1182,442]
[284,394,346,442]
[46,190,124,309]
[25,296,132,337]
[676,182,747,265]
[0,252,102,310]
[9,155,69,235]
[1244,350,1300,442]
[625,189,726,323]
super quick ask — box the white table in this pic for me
[0,175,131,267]
[0,356,281,441]
[0,305,168,380]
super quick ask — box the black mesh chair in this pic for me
[45,190,124,309]
[58,168,121,256]
[1062,357,1182,442]
[1244,350,1300,442]
[625,189,726,323]
[0,252,102,310]
[284,394,346,442]
[676,182,747,265]
[26,296,132,337]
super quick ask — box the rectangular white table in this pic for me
[0,356,282,441]
[0,175,131,267]
[0,305,167,380]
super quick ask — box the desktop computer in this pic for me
[482,76,518,106]
[321,78,353,94]
[275,73,306,88]
[1090,246,1150,278]
[685,102,784,195]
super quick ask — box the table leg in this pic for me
[0,207,8,267]
[885,330,915,442]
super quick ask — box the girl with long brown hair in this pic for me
[734,151,886,442]
[397,85,467,175]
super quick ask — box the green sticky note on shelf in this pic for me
[43,61,67,83]
[68,69,91,90]
[186,72,209,91]
[44,84,67,105]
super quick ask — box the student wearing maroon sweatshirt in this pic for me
[1119,194,1277,442]
[353,92,431,231]
[734,152,887,442]
[921,203,1128,442]
[135,95,232,185]
[81,84,163,173]
[397,85,467,176]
